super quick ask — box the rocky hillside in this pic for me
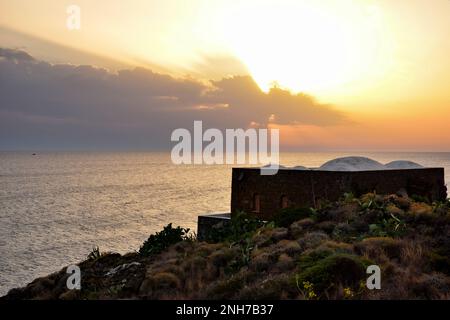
[3,192,450,300]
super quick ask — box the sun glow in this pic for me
[218,1,394,96]
[3,0,449,117]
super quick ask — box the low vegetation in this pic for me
[3,193,450,300]
[139,223,192,256]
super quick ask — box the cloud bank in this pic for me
[0,48,346,150]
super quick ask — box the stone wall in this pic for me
[231,168,447,220]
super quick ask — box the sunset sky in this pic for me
[1,0,449,151]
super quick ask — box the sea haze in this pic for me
[0,151,449,295]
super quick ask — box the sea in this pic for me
[1,151,449,296]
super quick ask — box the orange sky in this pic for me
[1,0,449,150]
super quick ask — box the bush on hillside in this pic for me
[139,223,191,256]
[273,207,314,228]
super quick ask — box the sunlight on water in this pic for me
[0,151,449,295]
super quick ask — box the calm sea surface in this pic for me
[1,151,449,295]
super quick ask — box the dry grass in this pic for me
[4,193,450,300]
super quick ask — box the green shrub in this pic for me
[204,211,265,243]
[367,213,407,237]
[87,246,102,261]
[139,223,191,256]
[298,248,334,270]
[432,200,450,215]
[342,192,356,203]
[273,207,314,228]
[226,238,254,273]
[410,194,430,204]
[296,253,370,294]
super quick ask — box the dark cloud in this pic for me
[0,48,35,62]
[0,48,347,150]
[0,26,130,71]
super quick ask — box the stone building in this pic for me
[198,158,447,238]
[230,167,447,220]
